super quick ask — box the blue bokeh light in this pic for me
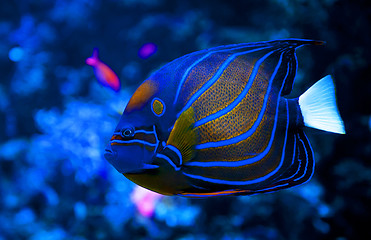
[9,47,24,62]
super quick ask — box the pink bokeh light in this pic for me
[130,186,162,218]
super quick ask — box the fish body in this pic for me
[104,39,345,197]
[86,48,120,92]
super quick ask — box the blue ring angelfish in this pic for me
[151,97,166,117]
[105,39,346,197]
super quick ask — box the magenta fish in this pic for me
[86,48,121,92]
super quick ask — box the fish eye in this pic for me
[121,127,135,138]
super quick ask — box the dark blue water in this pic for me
[0,0,370,239]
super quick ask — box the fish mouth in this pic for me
[103,137,159,174]
[104,144,117,162]
[104,143,149,174]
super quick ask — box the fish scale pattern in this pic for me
[192,59,254,121]
[178,54,231,106]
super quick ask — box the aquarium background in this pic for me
[1,0,370,239]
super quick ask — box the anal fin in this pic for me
[248,130,315,195]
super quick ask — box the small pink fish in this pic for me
[86,48,120,92]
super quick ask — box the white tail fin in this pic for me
[298,75,346,134]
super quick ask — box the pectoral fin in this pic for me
[167,107,197,164]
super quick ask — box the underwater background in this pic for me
[1,0,370,239]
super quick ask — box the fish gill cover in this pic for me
[0,0,370,240]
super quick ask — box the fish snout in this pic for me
[104,143,148,173]
[104,144,117,162]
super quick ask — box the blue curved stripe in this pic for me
[293,132,314,183]
[152,125,160,153]
[112,125,160,152]
[111,139,157,147]
[279,136,298,182]
[195,52,285,150]
[156,154,180,171]
[173,45,275,107]
[173,39,314,108]
[293,137,308,181]
[194,50,275,127]
[176,46,274,117]
[250,183,289,195]
[173,53,213,106]
[187,59,290,168]
[165,145,183,165]
[183,99,290,185]
[134,129,155,134]
[247,133,310,194]
[178,190,239,198]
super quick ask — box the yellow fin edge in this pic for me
[166,107,197,164]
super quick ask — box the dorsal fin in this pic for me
[278,39,325,95]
